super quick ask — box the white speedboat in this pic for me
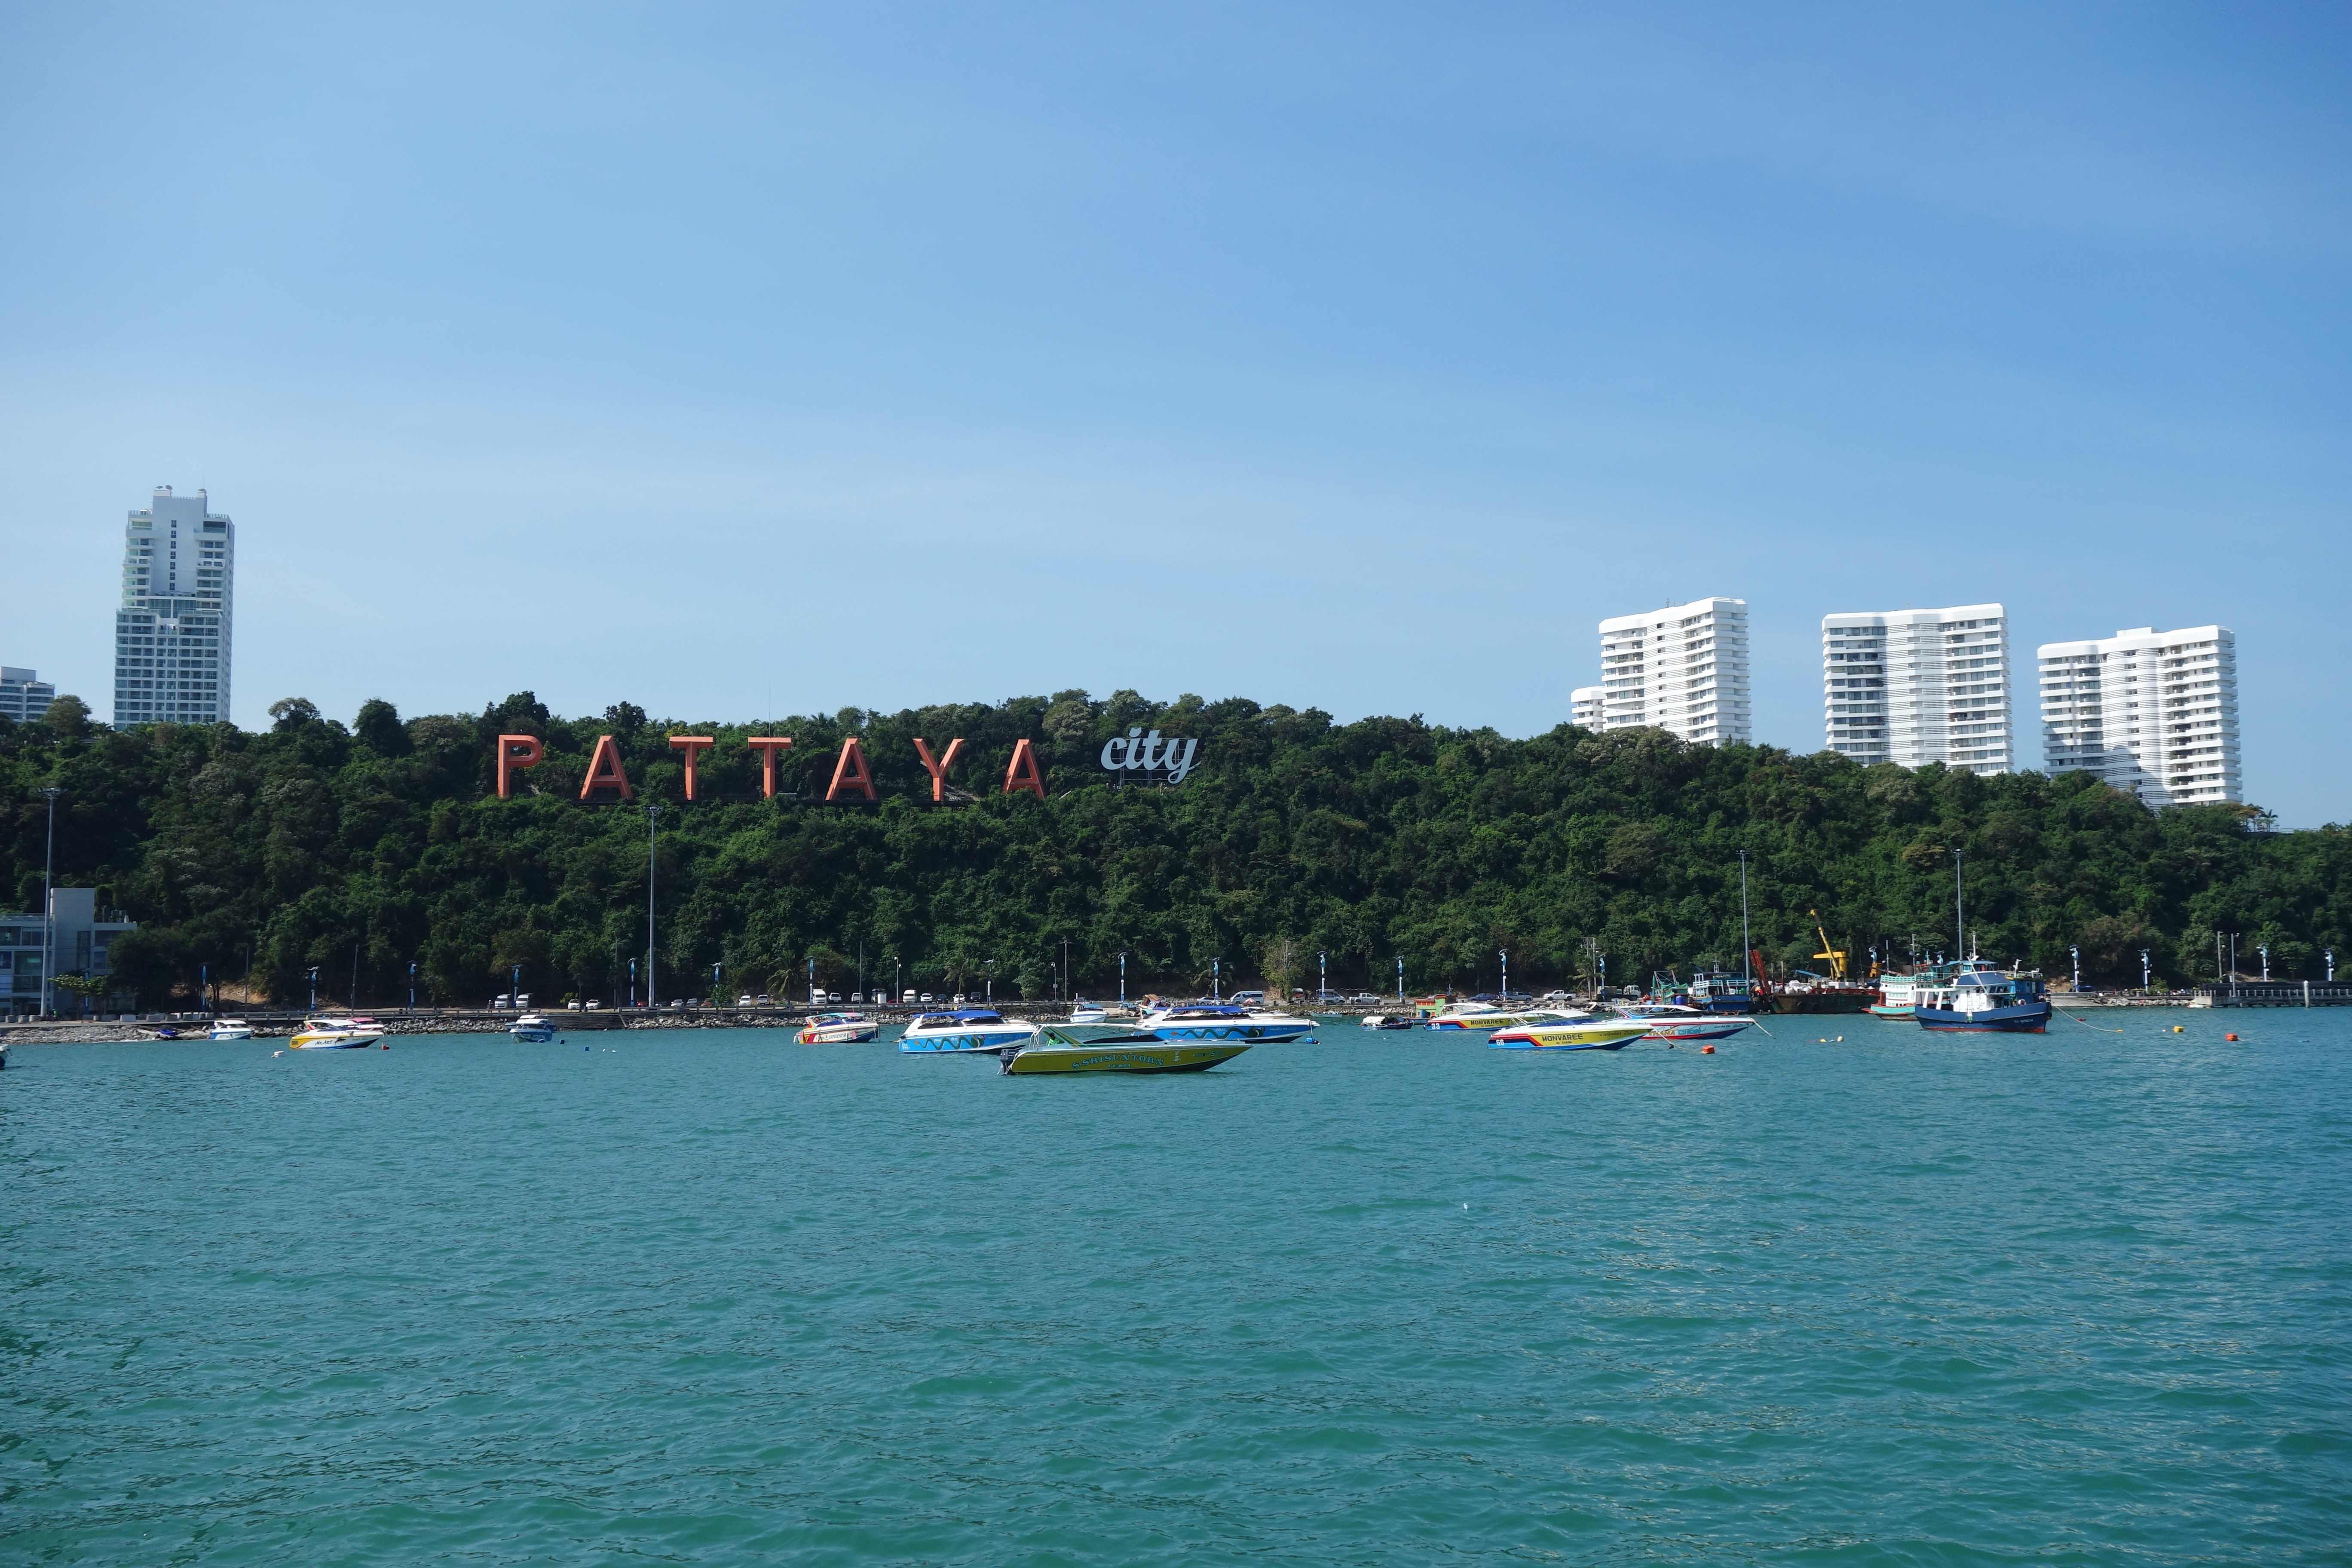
[208,1020,255,1041]
[1358,1014,1417,1030]
[1423,1000,1592,1032]
[1138,1002,1316,1044]
[288,1016,385,1050]
[797,1011,878,1044]
[508,1014,556,1042]
[1067,1001,1110,1024]
[899,1008,1040,1054]
[1616,1002,1755,1043]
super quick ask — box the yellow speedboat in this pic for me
[1488,1018,1651,1052]
[999,1028,1248,1075]
[288,1016,386,1050]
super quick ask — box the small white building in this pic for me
[1570,686,1605,731]
[1822,604,2012,773]
[114,486,235,728]
[0,666,56,726]
[0,889,138,1017]
[2037,625,2239,805]
[1595,598,1751,745]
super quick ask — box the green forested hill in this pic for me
[3,689,2344,1007]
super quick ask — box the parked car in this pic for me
[1230,990,1267,1005]
[738,994,757,1006]
[1542,989,1574,1001]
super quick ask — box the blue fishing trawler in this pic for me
[1914,970,2051,1033]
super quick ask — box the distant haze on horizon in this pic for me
[3,4,2345,824]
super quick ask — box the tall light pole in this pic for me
[2259,943,2270,982]
[1319,950,1328,1005]
[2328,949,2337,983]
[629,956,638,1010]
[1395,956,1403,1002]
[1952,848,1965,968]
[38,785,61,1018]
[893,956,901,1007]
[307,966,319,1013]
[2141,949,2151,991]
[1737,848,1752,1001]
[1497,948,1507,1001]
[407,960,416,1014]
[713,962,723,1003]
[645,802,663,1008]
[1118,951,1126,1006]
[986,958,994,1004]
[2070,945,2080,992]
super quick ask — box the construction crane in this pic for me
[1808,910,1850,981]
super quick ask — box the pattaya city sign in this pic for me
[1099,728,1200,783]
[490,731,1195,802]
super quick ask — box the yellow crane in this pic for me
[1808,910,1849,981]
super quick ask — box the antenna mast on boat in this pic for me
[1737,849,1752,992]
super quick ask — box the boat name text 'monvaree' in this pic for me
[492,728,1200,804]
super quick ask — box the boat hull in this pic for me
[798,1024,879,1044]
[1489,1023,1651,1051]
[1866,1004,1915,1020]
[1002,1041,1248,1074]
[1641,1018,1754,1042]
[1760,991,1878,1015]
[1915,1001,2051,1033]
[1146,1020,1314,1044]
[288,1032,381,1050]
[900,1025,1037,1053]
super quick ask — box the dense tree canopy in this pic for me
[2,689,2343,1008]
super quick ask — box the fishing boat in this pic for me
[208,1020,255,1041]
[796,1011,878,1044]
[899,1008,1040,1054]
[1138,1002,1317,1043]
[1420,1000,1590,1032]
[1617,1002,1756,1042]
[287,1016,385,1050]
[998,1027,1249,1075]
[508,1014,556,1042]
[1870,962,1962,1019]
[1914,970,2050,1033]
[1488,1017,1653,1051]
[1685,970,1756,1014]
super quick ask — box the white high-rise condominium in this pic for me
[1822,604,2012,773]
[2036,625,2239,805]
[1570,686,1605,731]
[1,668,56,725]
[113,486,234,727]
[1596,598,1751,744]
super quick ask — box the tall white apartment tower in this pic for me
[113,486,234,727]
[1596,597,1751,744]
[1822,604,2012,773]
[2037,625,2239,805]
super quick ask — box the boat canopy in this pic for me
[913,1009,1003,1025]
[1162,1004,1247,1018]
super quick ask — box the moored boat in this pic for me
[1488,1018,1653,1051]
[1617,1002,1757,1042]
[1914,970,2051,1033]
[1139,1002,1316,1044]
[1685,970,1757,1014]
[1066,1001,1110,1025]
[1870,963,1961,1019]
[288,1016,385,1050]
[999,1028,1249,1075]
[1421,1000,1591,1032]
[208,1020,255,1041]
[899,1008,1040,1053]
[1358,1014,1416,1030]
[508,1014,556,1042]
[797,1011,878,1044]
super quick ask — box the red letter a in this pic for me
[1004,738,1047,799]
[827,737,877,801]
[579,735,635,800]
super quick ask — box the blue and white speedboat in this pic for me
[1138,1002,1317,1044]
[508,1014,556,1042]
[899,1008,1040,1053]
[1914,971,2050,1033]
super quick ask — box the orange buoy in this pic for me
[1701,1044,1716,1054]
[381,1043,390,1050]
[2225,1032,2239,1041]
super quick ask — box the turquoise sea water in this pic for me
[4,1012,2349,1565]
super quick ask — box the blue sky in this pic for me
[4,4,2346,823]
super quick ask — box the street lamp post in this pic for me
[808,956,817,1006]
[2328,949,2337,983]
[713,962,723,1003]
[408,961,416,1014]
[1118,951,1126,1006]
[1212,956,1220,1001]
[2071,946,2080,992]
[1737,848,1752,1001]
[2259,944,2270,982]
[510,965,521,1008]
[2140,949,2151,991]
[1395,956,1403,1002]
[629,956,638,1010]
[986,959,994,1005]
[1319,951,1327,1005]
[307,966,319,1013]
[1497,948,1507,1000]
[1953,849,1966,968]
[645,802,663,1009]
[893,956,901,1007]
[38,785,62,1017]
